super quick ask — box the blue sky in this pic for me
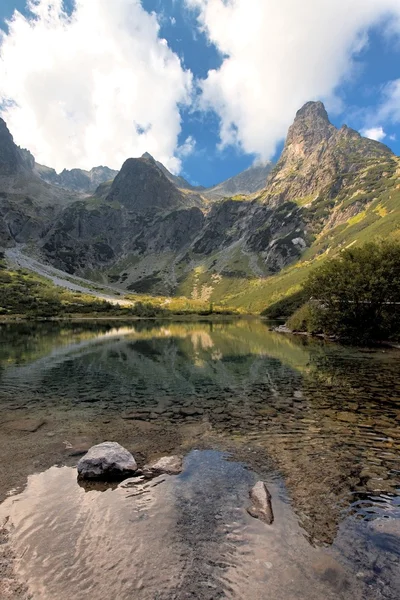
[1,1,400,186]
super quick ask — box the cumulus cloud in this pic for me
[177,135,196,157]
[186,0,400,159]
[0,0,193,172]
[361,126,387,141]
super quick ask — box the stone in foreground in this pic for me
[77,442,137,480]
[247,481,274,525]
[143,455,183,477]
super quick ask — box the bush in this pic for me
[303,240,400,343]
[287,302,320,333]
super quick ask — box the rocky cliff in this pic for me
[0,119,78,247]
[204,161,273,201]
[35,164,118,194]
[1,102,399,308]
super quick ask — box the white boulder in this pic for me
[77,441,137,480]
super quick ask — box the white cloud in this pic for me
[0,0,193,172]
[186,0,400,159]
[360,126,386,141]
[377,78,400,123]
[177,135,196,157]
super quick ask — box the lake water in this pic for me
[0,320,399,599]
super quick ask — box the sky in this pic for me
[0,1,400,187]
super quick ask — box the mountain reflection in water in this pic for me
[0,320,399,598]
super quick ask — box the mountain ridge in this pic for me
[1,101,399,311]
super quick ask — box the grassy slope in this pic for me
[0,258,236,317]
[178,159,400,313]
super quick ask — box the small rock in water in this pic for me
[77,441,137,480]
[64,438,93,457]
[5,418,46,433]
[247,481,274,525]
[143,455,183,476]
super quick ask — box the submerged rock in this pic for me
[5,418,46,433]
[77,442,137,480]
[143,455,183,477]
[247,481,274,525]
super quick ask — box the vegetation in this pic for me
[0,255,236,319]
[287,241,400,343]
[261,289,307,320]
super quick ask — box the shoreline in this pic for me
[271,324,400,350]
[0,313,255,324]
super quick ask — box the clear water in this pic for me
[0,320,399,599]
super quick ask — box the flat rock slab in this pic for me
[247,481,274,525]
[64,438,93,457]
[143,456,183,476]
[4,418,46,433]
[77,442,137,480]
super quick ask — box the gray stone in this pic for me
[247,481,274,525]
[77,442,137,480]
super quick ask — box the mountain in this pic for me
[1,102,399,311]
[0,119,78,248]
[203,161,273,201]
[107,155,202,212]
[263,101,393,206]
[141,152,205,192]
[221,102,399,310]
[35,163,118,194]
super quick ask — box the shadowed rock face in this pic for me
[106,156,201,213]
[0,120,80,248]
[0,119,25,177]
[142,152,205,192]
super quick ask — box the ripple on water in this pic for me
[0,451,398,600]
[1,322,400,597]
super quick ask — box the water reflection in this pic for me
[0,321,399,550]
[0,452,385,600]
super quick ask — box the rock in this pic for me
[143,455,183,476]
[336,411,358,423]
[77,442,137,480]
[5,418,46,432]
[121,412,149,421]
[247,481,274,525]
[180,407,203,416]
[64,438,92,456]
[273,325,292,334]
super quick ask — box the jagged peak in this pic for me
[141,151,155,161]
[284,100,335,156]
[294,101,330,123]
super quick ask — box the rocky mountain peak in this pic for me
[284,101,335,157]
[264,101,394,205]
[106,156,194,213]
[141,152,155,161]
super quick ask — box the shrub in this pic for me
[303,240,400,343]
[287,302,319,333]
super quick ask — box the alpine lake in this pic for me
[0,319,399,599]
